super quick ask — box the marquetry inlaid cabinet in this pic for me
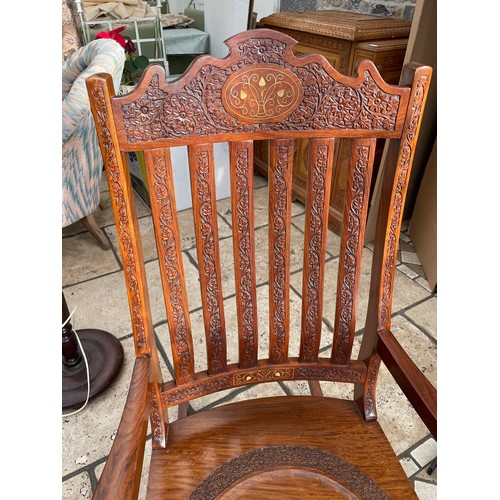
[256,10,411,234]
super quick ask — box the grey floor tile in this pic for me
[411,437,437,468]
[397,263,419,279]
[414,479,437,499]
[254,173,268,188]
[416,276,434,293]
[400,456,419,477]
[376,363,432,456]
[63,232,120,287]
[404,297,437,340]
[62,471,93,500]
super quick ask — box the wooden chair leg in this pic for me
[308,380,323,397]
[177,402,189,420]
[81,215,110,250]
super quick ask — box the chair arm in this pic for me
[62,38,125,144]
[93,356,152,500]
[377,329,437,439]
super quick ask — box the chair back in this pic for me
[87,29,432,446]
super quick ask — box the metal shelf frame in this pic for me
[74,0,169,74]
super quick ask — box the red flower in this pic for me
[96,26,127,48]
[124,39,136,55]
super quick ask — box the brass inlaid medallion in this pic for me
[222,64,303,123]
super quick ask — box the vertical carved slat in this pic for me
[188,143,227,375]
[299,138,335,364]
[86,74,163,384]
[151,379,168,449]
[144,148,195,385]
[356,64,433,370]
[331,139,376,365]
[268,139,294,364]
[377,68,432,331]
[230,141,259,369]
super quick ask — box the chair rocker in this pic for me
[87,28,436,499]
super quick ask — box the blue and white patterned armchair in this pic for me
[62,38,125,249]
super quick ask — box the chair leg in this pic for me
[81,215,110,250]
[308,380,323,397]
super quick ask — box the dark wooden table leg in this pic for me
[62,292,124,410]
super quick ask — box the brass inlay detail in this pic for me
[222,64,303,123]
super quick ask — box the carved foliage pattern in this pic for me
[151,386,166,448]
[380,75,429,327]
[234,146,257,368]
[190,446,389,499]
[296,366,363,383]
[301,143,329,362]
[270,144,290,363]
[363,353,381,420]
[91,87,147,349]
[334,145,370,363]
[162,375,233,406]
[162,364,364,406]
[151,153,193,383]
[120,38,401,144]
[194,150,226,373]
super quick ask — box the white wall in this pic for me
[204,0,250,58]
[253,0,280,22]
[166,0,192,14]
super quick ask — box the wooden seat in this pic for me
[86,28,436,499]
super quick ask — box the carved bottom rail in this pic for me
[160,358,367,407]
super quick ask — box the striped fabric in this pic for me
[62,38,125,227]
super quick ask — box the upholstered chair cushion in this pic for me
[62,38,125,227]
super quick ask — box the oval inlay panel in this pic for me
[222,64,303,123]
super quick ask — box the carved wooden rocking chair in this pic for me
[87,29,436,499]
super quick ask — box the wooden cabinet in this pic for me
[255,10,411,234]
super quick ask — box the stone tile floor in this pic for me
[62,172,437,499]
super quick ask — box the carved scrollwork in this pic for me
[301,143,329,362]
[162,375,234,406]
[91,86,147,349]
[118,37,402,144]
[334,144,371,364]
[151,153,194,383]
[270,144,291,364]
[190,446,389,499]
[233,146,257,368]
[380,74,429,327]
[296,366,363,383]
[194,149,226,373]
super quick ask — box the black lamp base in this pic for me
[62,329,124,410]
